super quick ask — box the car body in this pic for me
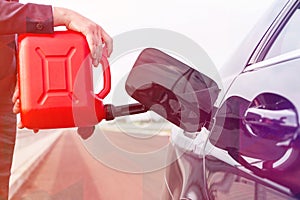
[163,0,300,199]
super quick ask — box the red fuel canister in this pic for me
[18,31,111,129]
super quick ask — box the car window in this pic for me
[265,5,300,59]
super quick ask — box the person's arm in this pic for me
[53,7,113,65]
[0,1,53,34]
[0,1,113,64]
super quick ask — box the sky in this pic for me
[21,0,275,68]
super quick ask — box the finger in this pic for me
[17,121,24,129]
[94,42,102,66]
[94,28,104,65]
[101,29,113,57]
[12,84,19,104]
[86,32,102,67]
[13,99,20,114]
[85,32,98,66]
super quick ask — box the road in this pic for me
[11,127,169,200]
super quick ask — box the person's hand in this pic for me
[53,7,113,66]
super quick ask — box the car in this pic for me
[124,0,300,199]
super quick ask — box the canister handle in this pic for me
[97,46,111,99]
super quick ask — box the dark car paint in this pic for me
[164,0,300,199]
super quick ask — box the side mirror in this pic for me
[125,48,220,132]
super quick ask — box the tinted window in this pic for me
[265,6,300,59]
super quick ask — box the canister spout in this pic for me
[104,103,149,121]
[78,103,148,139]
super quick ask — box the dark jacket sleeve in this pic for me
[0,0,54,34]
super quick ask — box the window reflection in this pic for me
[265,6,300,59]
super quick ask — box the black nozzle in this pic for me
[104,103,149,121]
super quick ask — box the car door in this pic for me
[206,0,300,199]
